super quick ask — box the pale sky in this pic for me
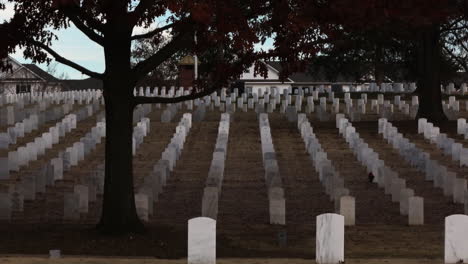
[1,2,273,80]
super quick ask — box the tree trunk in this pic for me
[374,44,384,85]
[96,31,143,234]
[415,23,447,123]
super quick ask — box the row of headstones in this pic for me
[457,118,468,140]
[187,91,418,123]
[49,114,106,221]
[0,92,39,106]
[381,118,468,213]
[297,114,356,225]
[61,116,107,221]
[444,96,468,116]
[44,90,101,105]
[132,117,151,155]
[258,113,286,225]
[1,90,102,108]
[144,86,421,121]
[135,113,193,221]
[133,104,152,124]
[0,113,77,178]
[340,116,424,225]
[382,120,438,221]
[4,105,100,184]
[0,114,106,221]
[420,118,468,166]
[0,102,76,149]
[187,214,468,264]
[444,83,468,95]
[202,113,230,220]
[132,104,155,155]
[161,104,179,123]
[135,86,191,98]
[0,100,48,126]
[1,103,100,177]
[64,90,102,104]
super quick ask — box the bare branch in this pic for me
[129,0,160,26]
[441,18,464,32]
[30,40,103,79]
[59,5,105,33]
[443,46,468,72]
[132,31,192,80]
[66,12,104,45]
[131,22,177,41]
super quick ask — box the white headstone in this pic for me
[316,213,344,264]
[188,217,216,264]
[444,214,468,263]
[135,193,149,221]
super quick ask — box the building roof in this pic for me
[265,61,354,83]
[62,78,103,91]
[23,64,61,83]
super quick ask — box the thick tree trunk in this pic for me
[374,44,384,85]
[96,82,143,234]
[96,29,143,234]
[415,23,447,123]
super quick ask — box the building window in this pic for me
[16,84,31,94]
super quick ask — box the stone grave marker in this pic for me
[408,196,424,225]
[74,185,89,213]
[444,214,468,263]
[135,193,149,221]
[316,213,344,264]
[453,178,467,204]
[339,196,355,226]
[0,193,11,221]
[399,188,415,215]
[202,187,219,220]
[269,197,286,225]
[63,193,80,221]
[188,217,216,264]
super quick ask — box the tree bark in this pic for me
[415,23,447,123]
[96,29,144,234]
[374,44,384,85]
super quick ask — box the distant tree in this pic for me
[267,0,468,122]
[442,19,468,73]
[131,29,184,88]
[3,0,270,234]
[0,3,26,72]
[46,62,70,80]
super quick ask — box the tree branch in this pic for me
[66,12,104,45]
[131,22,177,41]
[443,46,468,72]
[132,31,192,80]
[59,5,105,33]
[441,18,464,32]
[129,0,160,26]
[30,40,103,79]
[133,84,220,105]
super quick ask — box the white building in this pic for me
[0,56,64,94]
[239,61,355,94]
[240,62,294,95]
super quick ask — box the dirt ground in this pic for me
[0,102,467,259]
[0,257,445,264]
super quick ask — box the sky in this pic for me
[0,2,274,80]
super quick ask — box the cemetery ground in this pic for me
[1,88,468,263]
[0,257,447,264]
[0,112,464,259]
